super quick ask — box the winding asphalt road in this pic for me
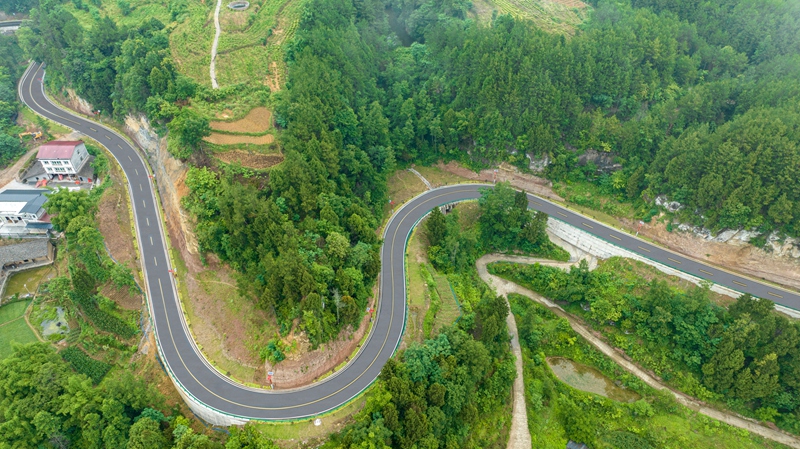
[18,61,800,421]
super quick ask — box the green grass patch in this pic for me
[19,105,71,136]
[0,300,31,324]
[253,386,370,441]
[481,0,590,35]
[0,319,38,359]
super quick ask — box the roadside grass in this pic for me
[3,265,53,299]
[19,106,70,136]
[404,226,428,345]
[413,165,471,187]
[253,387,370,442]
[553,180,638,222]
[385,169,427,218]
[596,257,732,307]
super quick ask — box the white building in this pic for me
[0,188,52,236]
[37,141,90,175]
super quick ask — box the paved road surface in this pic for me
[18,61,800,421]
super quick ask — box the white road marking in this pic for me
[733,280,747,287]
[582,222,593,229]
[768,291,784,299]
[150,235,153,246]
[154,256,158,266]
[139,184,142,191]
[146,217,150,226]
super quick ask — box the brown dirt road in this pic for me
[476,255,800,449]
[0,147,37,186]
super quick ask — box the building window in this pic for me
[42,161,50,165]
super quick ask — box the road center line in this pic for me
[609,234,621,241]
[667,257,682,264]
[150,235,154,246]
[699,269,714,276]
[769,292,784,299]
[637,246,650,253]
[732,280,747,287]
[582,222,593,229]
[154,256,158,267]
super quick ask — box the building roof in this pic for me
[0,240,50,266]
[37,141,83,160]
[0,189,48,215]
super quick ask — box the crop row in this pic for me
[61,346,113,384]
[70,292,137,339]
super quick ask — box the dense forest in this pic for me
[11,0,800,340]
[0,33,26,166]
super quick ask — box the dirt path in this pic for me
[210,0,222,89]
[476,255,800,449]
[0,147,36,186]
[504,298,531,449]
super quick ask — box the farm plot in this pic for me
[210,107,273,133]
[0,301,37,359]
[205,132,275,145]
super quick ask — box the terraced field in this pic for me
[213,0,309,87]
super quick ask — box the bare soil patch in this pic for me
[215,149,283,169]
[267,61,282,92]
[209,107,273,133]
[205,132,275,145]
[435,160,563,201]
[629,220,800,293]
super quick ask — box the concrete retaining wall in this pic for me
[547,218,800,319]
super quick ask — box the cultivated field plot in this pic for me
[214,0,309,87]
[215,149,284,169]
[0,301,37,359]
[205,132,275,145]
[209,107,273,133]
[483,0,590,34]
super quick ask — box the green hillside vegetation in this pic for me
[490,258,800,435]
[0,34,28,166]
[509,294,789,449]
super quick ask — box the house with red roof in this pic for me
[19,140,95,186]
[37,141,90,176]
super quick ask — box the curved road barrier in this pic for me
[18,61,800,423]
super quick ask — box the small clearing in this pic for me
[209,107,273,133]
[205,132,275,145]
[214,150,283,169]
